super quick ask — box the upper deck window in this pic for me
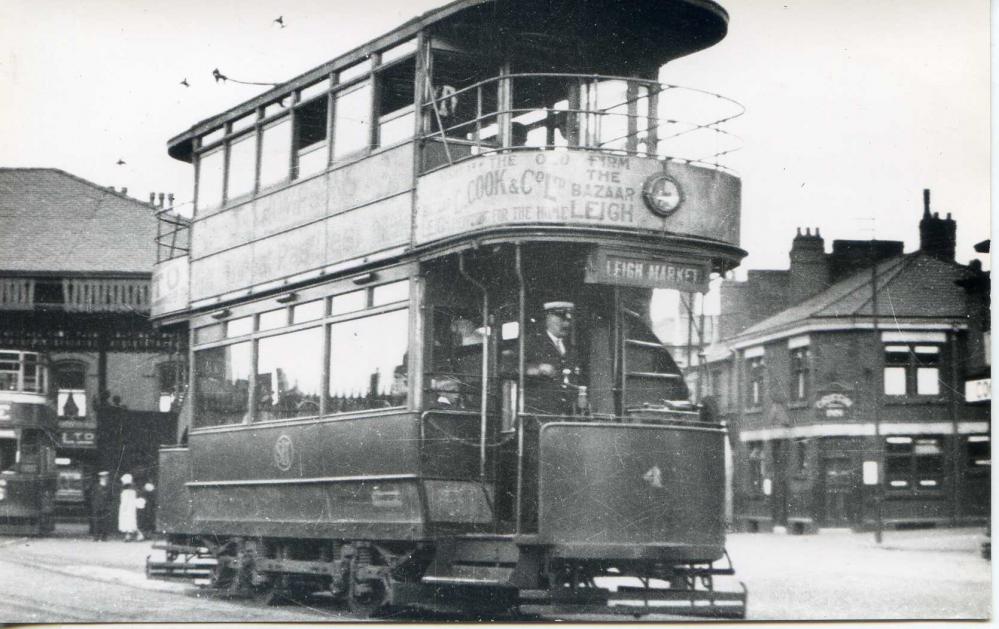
[300,78,331,102]
[295,96,329,179]
[377,56,416,147]
[260,117,292,189]
[338,58,371,85]
[196,147,225,212]
[380,39,416,65]
[230,111,256,134]
[333,82,372,160]
[226,132,257,201]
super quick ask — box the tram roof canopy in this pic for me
[168,0,729,161]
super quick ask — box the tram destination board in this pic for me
[585,248,710,293]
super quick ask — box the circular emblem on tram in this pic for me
[642,173,683,217]
[273,434,294,471]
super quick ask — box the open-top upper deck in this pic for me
[152,0,742,320]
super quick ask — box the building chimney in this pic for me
[918,188,956,261]
[121,187,128,196]
[789,227,829,304]
[149,192,156,205]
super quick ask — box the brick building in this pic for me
[701,192,990,532]
[0,168,180,522]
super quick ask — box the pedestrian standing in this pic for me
[89,471,113,541]
[139,482,156,537]
[118,473,142,542]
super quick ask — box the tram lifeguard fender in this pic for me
[537,422,726,563]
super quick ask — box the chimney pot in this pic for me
[149,192,156,204]
[923,188,931,216]
[122,187,128,195]
[158,193,165,208]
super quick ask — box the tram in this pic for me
[0,350,57,535]
[147,0,747,617]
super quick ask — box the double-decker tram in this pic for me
[147,0,747,617]
[0,350,57,535]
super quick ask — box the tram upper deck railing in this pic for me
[421,73,744,175]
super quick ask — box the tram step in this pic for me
[393,578,519,614]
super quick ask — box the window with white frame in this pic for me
[746,353,765,407]
[885,436,944,490]
[790,346,810,402]
[884,344,941,396]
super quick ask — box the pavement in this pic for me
[3,523,991,621]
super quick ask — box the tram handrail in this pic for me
[420,72,744,174]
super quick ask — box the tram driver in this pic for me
[523,301,579,416]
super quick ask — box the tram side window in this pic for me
[377,56,416,146]
[227,132,257,201]
[0,435,15,472]
[259,116,292,189]
[256,327,323,420]
[295,96,329,178]
[194,342,252,427]
[197,147,225,213]
[0,352,19,390]
[333,82,372,160]
[328,309,408,413]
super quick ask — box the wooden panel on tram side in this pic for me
[327,144,414,214]
[252,221,327,285]
[188,412,422,482]
[188,144,415,304]
[325,192,410,264]
[414,150,740,247]
[185,413,426,539]
[419,411,483,481]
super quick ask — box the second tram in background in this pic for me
[148,0,748,617]
[0,350,57,535]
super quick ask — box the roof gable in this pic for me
[734,252,970,340]
[0,168,158,274]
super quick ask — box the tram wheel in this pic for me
[347,554,389,616]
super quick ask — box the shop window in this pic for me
[295,96,329,178]
[333,82,372,160]
[259,117,292,189]
[747,355,765,408]
[256,327,323,420]
[967,435,990,472]
[193,342,252,427]
[885,436,944,490]
[884,344,941,396]
[327,309,408,413]
[790,347,810,402]
[54,362,87,419]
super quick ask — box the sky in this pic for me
[0,0,990,274]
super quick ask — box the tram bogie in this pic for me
[148,0,747,618]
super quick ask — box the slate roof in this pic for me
[732,252,972,342]
[0,168,158,274]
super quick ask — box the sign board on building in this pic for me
[60,429,96,448]
[584,248,710,293]
[862,461,878,486]
[965,378,991,403]
[815,391,854,419]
